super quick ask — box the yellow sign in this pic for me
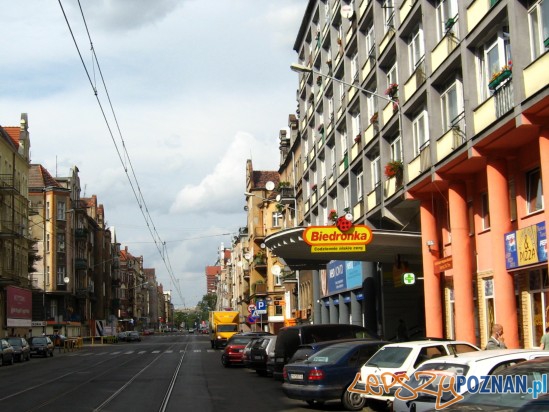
[311,245,366,253]
[303,225,373,246]
[517,225,539,266]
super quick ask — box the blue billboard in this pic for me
[326,260,363,295]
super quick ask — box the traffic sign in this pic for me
[256,299,267,314]
[247,304,256,314]
[247,315,257,324]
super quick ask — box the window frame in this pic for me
[412,110,430,156]
[528,0,549,60]
[441,80,464,132]
[409,25,425,72]
[526,167,544,214]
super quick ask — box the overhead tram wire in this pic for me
[57,0,184,303]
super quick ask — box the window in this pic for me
[328,97,334,120]
[387,64,398,89]
[339,82,345,105]
[509,179,517,221]
[527,168,544,213]
[436,0,459,40]
[390,136,402,162]
[372,156,381,187]
[357,172,364,200]
[57,234,65,252]
[365,25,375,57]
[528,0,549,60]
[46,201,50,221]
[412,111,429,156]
[351,53,359,81]
[366,91,377,120]
[46,233,50,252]
[441,81,464,132]
[481,192,491,230]
[478,32,511,100]
[383,0,395,32]
[352,113,361,138]
[320,159,326,182]
[272,211,283,228]
[340,131,348,157]
[330,146,336,176]
[409,26,425,71]
[57,266,66,285]
[57,201,66,220]
[343,185,350,209]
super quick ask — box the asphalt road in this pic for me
[0,333,379,412]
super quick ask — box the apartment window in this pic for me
[46,233,50,253]
[328,97,334,120]
[320,159,326,182]
[412,111,429,156]
[478,32,511,100]
[366,92,377,121]
[352,113,361,138]
[509,179,517,221]
[57,201,66,220]
[372,156,381,187]
[351,53,359,81]
[409,26,425,71]
[330,146,336,176]
[357,172,364,200]
[529,0,549,59]
[383,0,395,32]
[274,272,282,287]
[340,131,348,157]
[57,233,65,252]
[441,81,464,132]
[365,25,375,57]
[272,211,283,228]
[324,0,330,19]
[46,201,51,221]
[481,192,491,230]
[57,266,66,285]
[527,168,544,213]
[387,64,398,90]
[343,185,350,210]
[303,135,309,156]
[390,136,402,162]
[436,0,459,40]
[339,82,345,105]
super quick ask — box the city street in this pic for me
[0,333,378,412]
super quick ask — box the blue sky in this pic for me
[0,0,307,307]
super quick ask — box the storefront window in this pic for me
[484,278,494,341]
[529,269,549,346]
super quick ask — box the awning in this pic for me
[265,227,422,270]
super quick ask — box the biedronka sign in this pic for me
[303,224,373,253]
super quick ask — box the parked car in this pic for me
[358,340,480,407]
[283,339,389,411]
[6,337,30,362]
[28,336,54,358]
[0,339,15,366]
[393,349,549,412]
[221,332,272,367]
[117,331,129,342]
[247,335,277,375]
[273,324,376,380]
[242,337,264,368]
[126,331,141,342]
[422,356,549,411]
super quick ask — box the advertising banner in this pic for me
[6,286,32,327]
[326,260,363,295]
[505,222,547,270]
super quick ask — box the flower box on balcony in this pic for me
[489,69,512,91]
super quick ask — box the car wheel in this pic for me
[341,385,367,411]
[221,355,230,367]
[9,356,14,366]
[50,350,54,357]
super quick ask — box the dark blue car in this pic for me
[282,339,388,411]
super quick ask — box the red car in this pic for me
[221,333,272,367]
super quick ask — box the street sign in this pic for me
[403,273,416,285]
[256,299,267,314]
[247,315,257,324]
[247,304,256,314]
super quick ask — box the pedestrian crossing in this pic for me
[67,349,218,357]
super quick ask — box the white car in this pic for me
[357,340,480,407]
[392,349,549,412]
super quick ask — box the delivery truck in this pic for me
[209,311,240,349]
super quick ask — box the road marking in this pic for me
[138,351,146,354]
[206,350,216,353]
[124,351,134,354]
[151,350,160,353]
[194,350,201,352]
[165,350,173,353]
[110,352,121,355]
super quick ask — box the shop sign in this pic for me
[327,261,363,294]
[505,222,547,270]
[303,225,373,253]
[434,256,453,274]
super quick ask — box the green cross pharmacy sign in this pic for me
[402,273,416,285]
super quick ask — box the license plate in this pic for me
[254,355,262,360]
[290,373,303,380]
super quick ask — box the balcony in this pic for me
[524,52,549,98]
[75,258,88,270]
[367,184,382,210]
[252,282,268,296]
[75,228,88,239]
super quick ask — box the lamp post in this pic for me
[290,62,404,166]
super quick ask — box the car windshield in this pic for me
[365,346,413,368]
[290,347,316,363]
[7,338,22,345]
[229,337,253,345]
[218,325,238,332]
[307,345,351,364]
[31,337,47,344]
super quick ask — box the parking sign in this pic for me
[256,299,267,314]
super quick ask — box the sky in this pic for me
[0,0,308,308]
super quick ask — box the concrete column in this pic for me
[329,297,338,323]
[420,199,443,337]
[339,296,349,324]
[486,157,518,348]
[362,261,378,337]
[312,269,321,323]
[321,299,329,323]
[351,291,362,326]
[448,181,476,343]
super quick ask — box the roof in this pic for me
[383,340,476,348]
[28,164,61,189]
[3,126,20,148]
[265,227,422,269]
[252,170,279,190]
[422,349,549,364]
